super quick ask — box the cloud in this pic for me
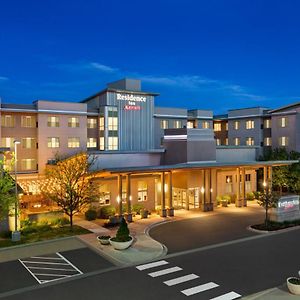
[53,62,118,74]
[0,76,9,81]
[89,62,118,73]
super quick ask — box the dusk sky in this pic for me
[1,0,300,113]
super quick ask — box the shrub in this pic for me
[253,191,261,199]
[51,217,70,226]
[132,203,144,214]
[21,218,32,228]
[111,217,131,242]
[98,205,116,219]
[222,195,231,202]
[246,192,255,200]
[85,209,97,221]
[0,230,11,238]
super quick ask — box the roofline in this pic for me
[269,101,300,113]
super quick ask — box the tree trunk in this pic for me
[70,213,73,231]
[265,207,268,229]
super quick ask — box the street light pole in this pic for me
[12,140,21,242]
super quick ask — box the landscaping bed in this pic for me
[251,219,300,231]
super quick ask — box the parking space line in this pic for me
[136,260,169,271]
[181,282,219,296]
[31,257,64,260]
[148,267,182,277]
[28,267,77,272]
[56,252,83,275]
[20,261,69,266]
[18,259,43,284]
[163,274,199,286]
[210,291,242,300]
[33,273,71,278]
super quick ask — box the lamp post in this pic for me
[12,140,21,242]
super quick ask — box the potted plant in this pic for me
[287,276,300,295]
[140,208,149,219]
[109,217,133,250]
[97,235,111,245]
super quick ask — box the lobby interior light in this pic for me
[129,195,132,201]
[116,196,120,203]
[200,187,205,194]
[210,188,213,193]
[164,183,168,193]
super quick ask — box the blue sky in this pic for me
[1,0,300,113]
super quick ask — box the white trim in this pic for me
[164,135,187,140]
[154,114,187,119]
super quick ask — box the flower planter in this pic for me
[109,236,133,250]
[287,277,300,295]
[97,236,111,245]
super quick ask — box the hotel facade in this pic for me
[0,78,297,217]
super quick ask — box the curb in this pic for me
[247,224,300,234]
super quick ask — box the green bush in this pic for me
[246,192,255,200]
[85,209,97,221]
[132,203,144,214]
[98,205,116,219]
[51,217,70,226]
[20,218,33,228]
[253,191,261,199]
[111,217,131,242]
[223,195,231,202]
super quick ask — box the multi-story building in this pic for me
[0,78,296,220]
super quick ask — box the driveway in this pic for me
[149,205,265,253]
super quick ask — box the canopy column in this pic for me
[268,166,272,191]
[167,171,174,216]
[241,167,246,207]
[125,174,133,222]
[117,174,123,216]
[235,167,242,207]
[160,172,167,217]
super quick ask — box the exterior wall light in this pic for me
[200,187,205,194]
[116,196,120,203]
[210,188,213,193]
[263,181,267,188]
[129,196,132,201]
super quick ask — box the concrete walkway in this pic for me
[244,284,299,299]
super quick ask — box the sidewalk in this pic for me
[244,284,298,299]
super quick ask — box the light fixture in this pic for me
[116,196,120,203]
[263,181,267,187]
[200,187,205,194]
[210,188,213,193]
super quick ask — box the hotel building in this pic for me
[0,78,297,217]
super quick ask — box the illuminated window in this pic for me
[279,136,289,146]
[138,181,148,202]
[108,137,118,150]
[47,137,60,148]
[99,117,105,130]
[246,120,255,129]
[68,137,80,148]
[87,138,97,148]
[21,115,36,128]
[264,119,271,128]
[47,116,59,127]
[68,117,79,128]
[225,122,228,131]
[1,115,15,127]
[108,107,118,131]
[279,117,288,128]
[214,123,221,131]
[225,138,229,145]
[245,174,251,192]
[225,175,233,193]
[160,120,168,129]
[174,120,182,128]
[187,121,195,128]
[1,137,14,148]
[99,137,105,150]
[99,185,110,205]
[87,118,97,129]
[21,159,36,171]
[22,137,36,149]
[234,121,240,130]
[202,121,210,129]
[246,137,255,146]
[234,137,240,146]
[216,138,221,146]
[264,137,272,146]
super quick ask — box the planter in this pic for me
[140,209,149,219]
[287,277,300,295]
[97,236,110,245]
[221,201,228,207]
[109,236,133,250]
[167,207,174,217]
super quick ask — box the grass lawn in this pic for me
[0,225,90,248]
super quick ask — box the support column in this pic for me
[268,166,272,192]
[167,171,174,216]
[235,167,242,207]
[201,169,206,211]
[241,168,246,207]
[117,174,123,216]
[263,166,267,191]
[160,172,167,217]
[203,169,213,211]
[126,174,133,222]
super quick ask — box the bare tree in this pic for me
[257,190,278,229]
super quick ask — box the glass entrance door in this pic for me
[188,188,200,209]
[173,188,187,209]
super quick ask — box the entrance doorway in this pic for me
[188,188,200,209]
[173,188,187,209]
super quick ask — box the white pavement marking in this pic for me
[163,274,199,286]
[148,267,182,277]
[210,291,242,300]
[181,282,219,296]
[33,273,71,278]
[31,257,63,260]
[136,260,169,271]
[18,259,43,284]
[56,252,83,275]
[20,261,69,265]
[28,267,77,272]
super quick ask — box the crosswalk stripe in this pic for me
[148,266,182,277]
[136,260,169,271]
[163,274,199,286]
[210,291,241,300]
[181,282,219,296]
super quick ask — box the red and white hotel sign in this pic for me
[124,105,141,110]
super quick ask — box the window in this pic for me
[108,137,118,150]
[245,174,251,181]
[225,138,229,145]
[174,120,182,129]
[1,115,15,127]
[234,121,240,130]
[246,120,255,129]
[138,181,148,202]
[234,137,240,146]
[225,175,233,193]
[108,107,118,131]
[99,185,110,205]
[68,137,80,148]
[202,121,210,129]
[1,137,14,148]
[245,174,251,192]
[216,138,221,146]
[21,115,36,128]
[264,137,272,146]
[160,120,168,129]
[22,138,36,149]
[187,121,195,128]
[214,123,221,131]
[264,119,271,129]
[47,116,59,127]
[47,137,60,148]
[68,117,79,128]
[87,118,97,129]
[279,117,288,128]
[279,136,289,146]
[99,117,105,131]
[99,137,105,150]
[21,159,36,171]
[225,122,228,131]
[246,137,255,146]
[87,138,97,148]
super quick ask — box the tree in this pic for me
[43,153,98,229]
[257,190,278,228]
